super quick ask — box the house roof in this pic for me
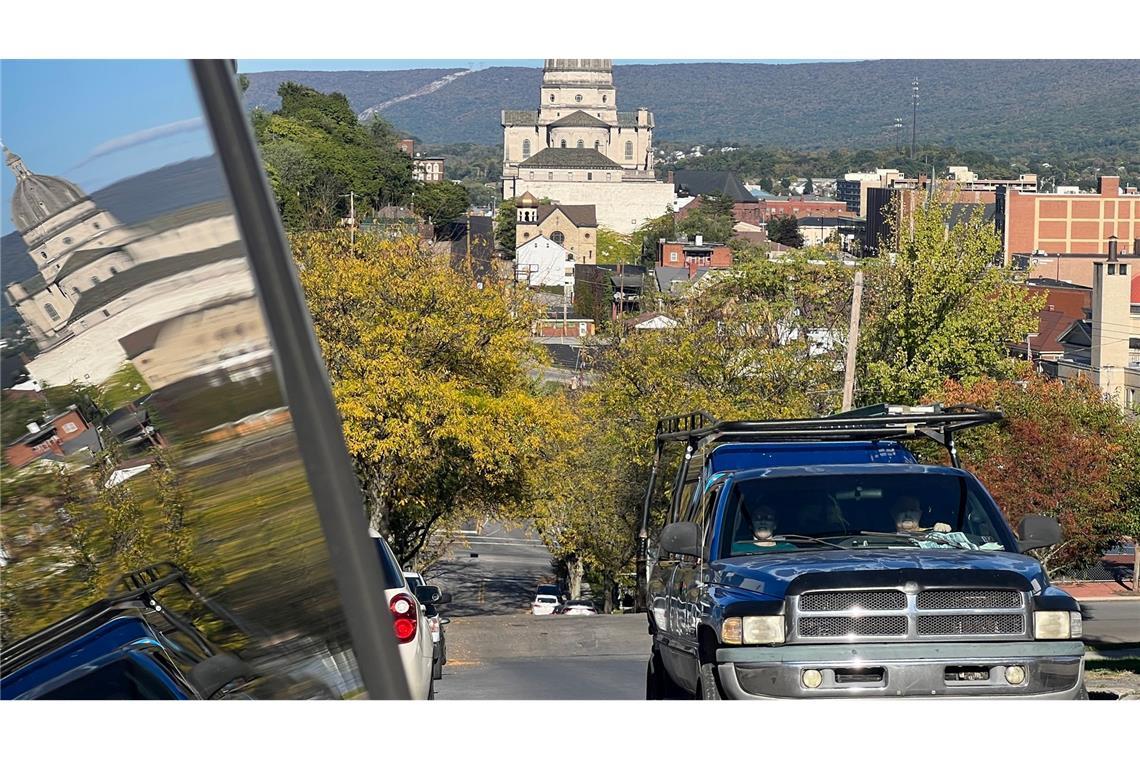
[655,267,691,292]
[673,170,756,203]
[57,246,120,280]
[536,204,597,228]
[610,273,644,290]
[1027,277,1091,291]
[548,110,609,129]
[1057,318,1092,349]
[617,112,650,127]
[519,148,622,170]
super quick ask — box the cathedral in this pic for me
[501,59,676,234]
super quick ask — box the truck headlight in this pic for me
[1034,610,1082,640]
[742,615,785,645]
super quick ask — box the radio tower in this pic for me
[910,78,919,159]
[893,118,904,153]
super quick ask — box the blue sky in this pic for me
[1,60,215,236]
[237,59,840,72]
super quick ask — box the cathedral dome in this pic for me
[5,146,88,234]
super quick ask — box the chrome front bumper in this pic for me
[715,641,1085,699]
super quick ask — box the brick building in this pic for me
[1005,176,1139,263]
[5,406,101,469]
[1011,278,1092,363]
[671,170,762,225]
[656,236,733,270]
[761,196,849,221]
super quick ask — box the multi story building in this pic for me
[656,235,733,270]
[1005,176,1139,263]
[397,138,445,182]
[514,192,597,264]
[836,169,903,216]
[501,59,675,233]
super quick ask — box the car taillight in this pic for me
[390,592,418,644]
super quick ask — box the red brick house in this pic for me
[5,407,101,469]
[657,237,733,269]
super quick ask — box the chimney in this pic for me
[1108,236,1118,262]
[667,170,674,185]
[27,422,41,434]
[695,234,703,247]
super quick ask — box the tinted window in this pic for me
[723,473,1011,556]
[374,539,405,590]
[39,655,183,700]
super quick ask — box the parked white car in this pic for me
[560,600,598,616]
[404,571,448,680]
[371,530,435,699]
[532,594,560,615]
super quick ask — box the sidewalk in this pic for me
[1053,580,1138,601]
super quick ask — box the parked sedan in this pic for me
[371,531,434,699]
[532,594,560,615]
[405,571,449,680]
[559,600,598,616]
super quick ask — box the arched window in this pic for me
[91,276,100,286]
[602,95,608,103]
[560,139,567,148]
[93,222,101,229]
[576,140,584,149]
[549,93,555,102]
[43,302,60,321]
[522,139,531,159]
[575,94,582,102]
[594,140,601,151]
[625,141,634,160]
[551,231,565,245]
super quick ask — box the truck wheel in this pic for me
[646,648,688,700]
[698,662,723,700]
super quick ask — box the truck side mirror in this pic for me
[1017,515,1062,552]
[414,585,443,605]
[660,521,702,558]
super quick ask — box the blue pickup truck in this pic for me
[641,405,1086,699]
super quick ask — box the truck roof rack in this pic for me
[655,404,1002,459]
[1,562,250,677]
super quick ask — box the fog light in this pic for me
[1005,665,1026,685]
[802,669,823,689]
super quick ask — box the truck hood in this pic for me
[713,549,1049,599]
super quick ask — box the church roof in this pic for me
[537,204,597,228]
[68,241,244,324]
[673,170,756,203]
[502,110,538,126]
[617,112,652,127]
[519,148,622,170]
[5,147,89,237]
[57,247,121,281]
[548,110,609,129]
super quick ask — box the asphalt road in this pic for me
[1081,599,1140,646]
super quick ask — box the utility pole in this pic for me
[911,78,919,160]
[841,269,864,412]
[342,191,356,253]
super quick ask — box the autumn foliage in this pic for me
[936,371,1140,574]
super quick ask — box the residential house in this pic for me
[656,236,733,270]
[516,236,576,289]
[671,170,762,225]
[5,406,102,469]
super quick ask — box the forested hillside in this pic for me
[241,60,1140,160]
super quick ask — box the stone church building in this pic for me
[501,59,675,233]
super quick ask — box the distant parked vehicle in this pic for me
[532,594,560,615]
[405,571,451,680]
[536,584,565,602]
[559,600,598,616]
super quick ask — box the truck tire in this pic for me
[646,647,688,700]
[698,662,723,700]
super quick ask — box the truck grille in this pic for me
[791,587,1028,643]
[917,590,1020,610]
[917,614,1025,636]
[799,590,906,611]
[800,615,908,638]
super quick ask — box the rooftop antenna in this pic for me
[911,78,919,159]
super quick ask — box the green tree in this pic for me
[633,211,678,266]
[803,178,815,195]
[596,227,639,264]
[766,214,804,248]
[541,255,854,609]
[678,204,735,245]
[290,229,574,566]
[858,197,1043,404]
[495,198,518,253]
[412,181,470,230]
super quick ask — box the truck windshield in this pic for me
[723,473,1010,556]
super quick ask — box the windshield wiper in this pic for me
[770,534,847,550]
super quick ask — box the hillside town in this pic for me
[1,57,1138,705]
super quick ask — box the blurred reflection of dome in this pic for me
[5,145,89,233]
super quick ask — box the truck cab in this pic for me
[643,405,1086,699]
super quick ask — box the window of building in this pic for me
[1109,264,1116,275]
[606,173,612,181]
[62,422,79,434]
[102,309,111,317]
[625,141,633,160]
[91,276,100,286]
[44,303,60,321]
[549,93,555,102]
[587,172,593,180]
[602,95,607,103]
[551,231,565,245]
[548,172,554,181]
[523,232,530,239]
[585,232,591,239]
[594,140,600,151]
[575,94,582,102]
[41,251,47,259]
[63,237,73,245]
[110,266,118,275]
[670,252,678,262]
[93,222,101,229]
[560,139,567,148]
[576,140,584,149]
[1121,264,1129,275]
[522,139,531,159]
